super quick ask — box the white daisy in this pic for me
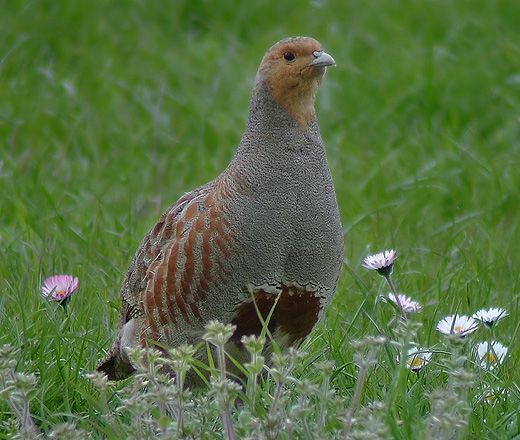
[387,293,422,313]
[472,308,508,328]
[436,315,479,337]
[405,347,432,372]
[362,249,397,276]
[475,341,508,369]
[476,387,507,405]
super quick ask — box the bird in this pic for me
[97,36,344,382]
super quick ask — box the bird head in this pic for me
[256,36,335,128]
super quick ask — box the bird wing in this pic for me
[119,180,235,343]
[97,184,215,379]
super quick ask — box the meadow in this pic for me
[1,0,520,438]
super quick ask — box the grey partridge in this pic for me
[97,36,344,381]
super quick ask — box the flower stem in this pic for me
[176,368,184,435]
[223,406,236,440]
[215,343,236,440]
[342,361,368,435]
[248,352,258,410]
[5,371,41,438]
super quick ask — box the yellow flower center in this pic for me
[55,289,67,298]
[484,352,497,364]
[453,325,463,333]
[484,393,497,403]
[408,356,424,370]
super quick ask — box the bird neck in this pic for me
[243,79,320,137]
[228,79,325,170]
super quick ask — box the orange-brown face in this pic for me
[257,37,335,127]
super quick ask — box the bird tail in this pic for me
[96,343,135,380]
[96,301,138,380]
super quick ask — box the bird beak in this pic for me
[310,50,336,67]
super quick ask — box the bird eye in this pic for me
[283,51,295,62]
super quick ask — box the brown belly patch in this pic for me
[230,286,321,347]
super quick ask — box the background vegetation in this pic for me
[1,0,520,438]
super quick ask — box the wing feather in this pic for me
[118,182,238,346]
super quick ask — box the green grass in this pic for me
[2,0,520,438]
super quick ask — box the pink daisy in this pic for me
[362,249,397,276]
[40,275,79,302]
[387,293,422,313]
